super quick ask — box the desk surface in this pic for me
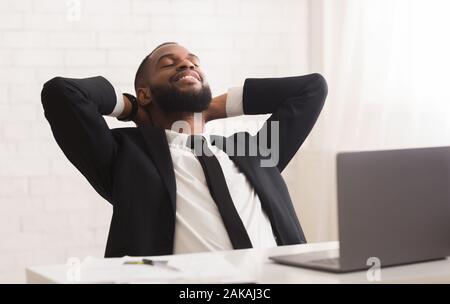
[26,242,450,283]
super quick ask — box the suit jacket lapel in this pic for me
[139,126,177,211]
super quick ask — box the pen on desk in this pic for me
[123,260,147,265]
[123,259,179,271]
[123,259,158,265]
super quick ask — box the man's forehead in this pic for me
[149,44,190,62]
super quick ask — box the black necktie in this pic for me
[187,135,253,250]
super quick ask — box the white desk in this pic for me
[26,242,450,284]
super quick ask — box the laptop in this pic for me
[270,146,450,273]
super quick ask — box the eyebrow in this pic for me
[155,53,200,65]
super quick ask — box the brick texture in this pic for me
[0,0,309,283]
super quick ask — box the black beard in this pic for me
[150,83,212,113]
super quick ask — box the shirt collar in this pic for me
[165,129,210,148]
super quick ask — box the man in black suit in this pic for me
[41,42,327,257]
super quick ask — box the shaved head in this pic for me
[134,42,177,93]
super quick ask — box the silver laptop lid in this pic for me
[337,146,450,270]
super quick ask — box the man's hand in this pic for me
[204,93,227,122]
[118,94,152,126]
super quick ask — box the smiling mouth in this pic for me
[172,71,202,84]
[172,76,201,87]
[175,75,199,82]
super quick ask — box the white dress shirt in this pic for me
[110,87,277,254]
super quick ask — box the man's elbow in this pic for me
[310,73,328,102]
[41,76,67,108]
[298,73,328,114]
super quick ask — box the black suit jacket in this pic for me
[41,74,327,257]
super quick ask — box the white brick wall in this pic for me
[0,0,310,283]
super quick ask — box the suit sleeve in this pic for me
[41,76,118,202]
[242,73,328,172]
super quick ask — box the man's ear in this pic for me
[136,87,152,107]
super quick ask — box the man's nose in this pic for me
[176,59,195,71]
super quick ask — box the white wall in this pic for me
[0,0,311,283]
[292,0,450,244]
